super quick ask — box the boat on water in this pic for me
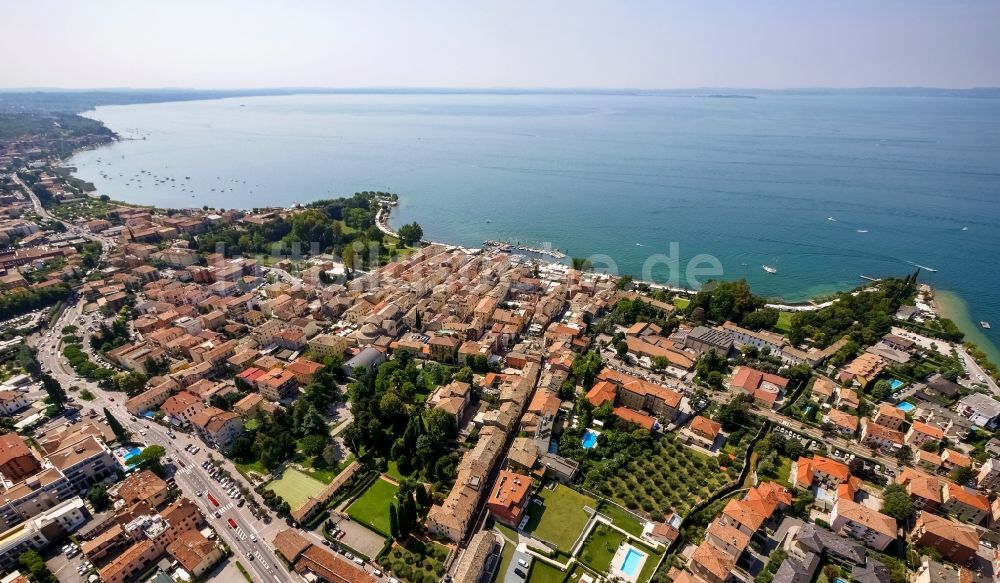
[827,217,836,222]
[983,321,992,330]
[856,229,869,233]
[905,261,938,273]
[762,264,778,274]
[962,226,969,231]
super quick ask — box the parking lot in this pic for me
[45,541,95,582]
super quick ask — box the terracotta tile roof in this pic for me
[688,415,722,439]
[944,483,990,511]
[613,406,656,430]
[116,469,167,505]
[598,368,682,408]
[585,380,617,407]
[827,409,858,432]
[835,498,897,537]
[706,519,751,550]
[910,421,945,440]
[297,544,377,583]
[722,498,767,532]
[691,539,736,581]
[0,432,35,467]
[913,511,979,552]
[794,455,850,487]
[272,528,311,563]
[166,530,218,572]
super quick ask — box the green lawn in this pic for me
[493,537,517,583]
[235,459,267,477]
[524,484,596,553]
[301,455,353,485]
[636,544,664,583]
[598,501,645,537]
[347,478,400,536]
[672,298,690,310]
[265,468,327,510]
[774,311,794,333]
[386,460,412,482]
[578,524,627,573]
[527,561,567,583]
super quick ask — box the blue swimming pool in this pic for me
[896,402,915,413]
[581,429,600,449]
[889,379,904,391]
[620,548,644,577]
[122,447,142,464]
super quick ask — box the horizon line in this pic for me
[2,85,1000,93]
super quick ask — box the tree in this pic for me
[113,371,147,395]
[951,465,974,485]
[896,445,914,466]
[880,484,916,520]
[18,549,57,583]
[397,222,424,246]
[300,434,327,458]
[130,445,166,473]
[870,379,893,402]
[571,257,592,271]
[415,483,430,509]
[104,407,130,443]
[87,483,110,511]
[389,502,401,540]
[41,372,67,409]
[742,308,780,331]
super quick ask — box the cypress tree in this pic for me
[396,496,411,537]
[388,503,400,540]
[415,483,430,510]
[402,491,418,535]
[103,407,130,443]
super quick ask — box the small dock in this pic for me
[483,240,566,260]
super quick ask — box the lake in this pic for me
[67,92,1000,360]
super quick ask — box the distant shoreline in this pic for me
[5,85,1000,114]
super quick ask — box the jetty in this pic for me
[483,240,566,260]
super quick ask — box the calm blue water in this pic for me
[581,428,600,449]
[896,402,915,413]
[68,93,1000,344]
[620,547,644,576]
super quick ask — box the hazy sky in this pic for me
[6,0,998,89]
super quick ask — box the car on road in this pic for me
[372,569,383,577]
[246,551,254,560]
[514,569,526,578]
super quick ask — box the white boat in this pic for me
[762,265,778,274]
[856,229,868,233]
[827,217,836,222]
[983,321,992,330]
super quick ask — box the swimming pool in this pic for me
[620,548,644,577]
[889,379,904,391]
[896,401,915,413]
[581,429,600,449]
[121,447,143,465]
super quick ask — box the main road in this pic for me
[31,283,292,583]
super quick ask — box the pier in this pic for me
[483,240,567,260]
